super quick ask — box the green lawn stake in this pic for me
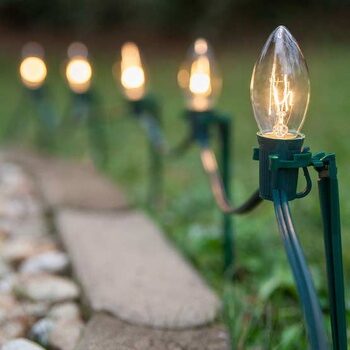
[177,37,263,272]
[186,110,262,272]
[65,45,109,169]
[8,85,58,150]
[14,43,58,149]
[250,25,347,350]
[127,95,165,209]
[67,90,109,169]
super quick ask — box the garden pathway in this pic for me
[2,148,229,350]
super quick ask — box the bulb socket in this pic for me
[72,90,94,105]
[27,85,45,100]
[256,133,304,201]
[128,95,158,117]
[186,110,216,146]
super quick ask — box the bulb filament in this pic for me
[189,56,211,96]
[269,62,294,138]
[120,43,145,100]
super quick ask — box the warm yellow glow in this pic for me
[120,42,145,100]
[250,26,310,139]
[121,66,145,89]
[268,61,294,138]
[20,56,47,89]
[177,68,189,89]
[189,55,212,111]
[178,38,221,112]
[189,56,211,95]
[66,57,92,93]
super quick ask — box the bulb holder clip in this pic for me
[185,109,227,146]
[72,90,93,103]
[128,94,158,117]
[25,85,46,101]
[253,134,337,201]
[253,133,310,201]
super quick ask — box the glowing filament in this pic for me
[20,57,47,89]
[189,56,211,96]
[178,38,221,112]
[120,42,145,100]
[250,26,310,139]
[121,66,145,89]
[66,57,92,94]
[268,63,293,138]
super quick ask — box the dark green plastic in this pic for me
[186,110,217,145]
[128,95,159,118]
[8,86,58,150]
[128,95,163,208]
[218,117,234,270]
[254,138,347,349]
[30,87,57,149]
[254,133,304,201]
[315,154,347,350]
[186,110,234,270]
[71,90,109,169]
[273,189,329,350]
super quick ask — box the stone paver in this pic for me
[1,149,128,211]
[57,209,221,329]
[76,313,229,350]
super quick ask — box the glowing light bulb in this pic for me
[189,56,211,95]
[118,42,146,101]
[19,42,47,89]
[178,38,221,112]
[65,42,92,94]
[250,26,310,139]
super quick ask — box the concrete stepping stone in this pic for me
[2,149,128,211]
[75,312,229,350]
[56,209,221,329]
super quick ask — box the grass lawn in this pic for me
[1,42,350,348]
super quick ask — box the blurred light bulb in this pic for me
[19,42,47,89]
[178,38,221,112]
[189,56,211,95]
[118,42,146,101]
[65,42,92,94]
[68,42,88,59]
[250,26,310,139]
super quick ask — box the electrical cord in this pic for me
[200,146,262,215]
[273,189,329,350]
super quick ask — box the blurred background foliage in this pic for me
[1,0,350,43]
[0,0,350,348]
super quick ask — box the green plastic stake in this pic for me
[316,154,347,350]
[128,96,164,209]
[187,110,235,271]
[8,86,58,150]
[254,138,348,349]
[72,91,109,169]
[217,117,234,271]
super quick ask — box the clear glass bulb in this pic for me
[19,42,47,90]
[116,42,146,101]
[250,26,310,139]
[65,42,92,94]
[178,38,222,112]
